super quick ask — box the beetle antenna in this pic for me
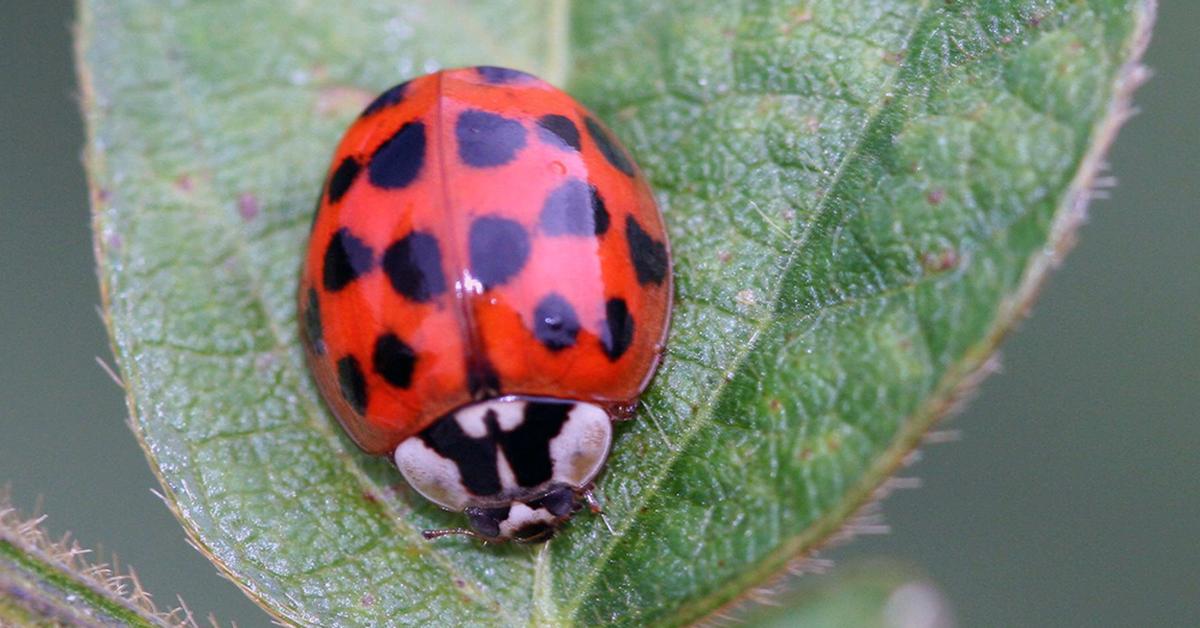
[597,511,615,535]
[580,488,616,535]
[422,527,486,541]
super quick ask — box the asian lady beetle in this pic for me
[299,66,672,543]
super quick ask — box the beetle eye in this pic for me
[525,485,577,517]
[464,505,509,540]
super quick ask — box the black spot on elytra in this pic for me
[372,333,417,389]
[469,216,530,289]
[368,121,425,189]
[382,231,446,302]
[337,356,368,414]
[536,114,581,151]
[421,413,502,496]
[456,110,526,167]
[584,116,636,176]
[303,287,325,356]
[625,216,668,285]
[322,228,375,292]
[327,157,361,204]
[360,80,410,117]
[600,298,635,361]
[590,188,611,235]
[539,179,609,236]
[476,66,535,84]
[533,293,580,351]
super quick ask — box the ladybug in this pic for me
[298,66,672,543]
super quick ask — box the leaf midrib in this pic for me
[554,0,935,620]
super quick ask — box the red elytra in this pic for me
[298,66,671,542]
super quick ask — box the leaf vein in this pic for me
[560,0,936,618]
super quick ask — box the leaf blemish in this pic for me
[238,193,260,221]
[921,249,961,273]
[254,353,275,372]
[317,85,375,116]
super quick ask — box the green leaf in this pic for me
[78,0,1153,625]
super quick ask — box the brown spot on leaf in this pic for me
[922,248,961,273]
[317,85,375,116]
[254,353,276,372]
[781,7,813,34]
[238,192,260,221]
[926,188,945,205]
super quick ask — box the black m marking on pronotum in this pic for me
[417,400,574,496]
[496,402,571,488]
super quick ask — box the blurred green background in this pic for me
[1,3,1195,626]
